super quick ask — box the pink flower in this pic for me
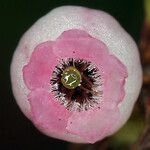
[11,6,142,143]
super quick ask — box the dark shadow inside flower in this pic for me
[50,58,102,111]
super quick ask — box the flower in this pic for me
[23,29,127,143]
[11,6,142,143]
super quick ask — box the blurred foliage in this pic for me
[145,0,150,22]
[111,106,145,150]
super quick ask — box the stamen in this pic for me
[50,58,102,111]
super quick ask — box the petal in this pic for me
[67,103,120,143]
[101,55,128,105]
[23,42,57,90]
[29,88,71,135]
[53,29,108,61]
[58,29,92,39]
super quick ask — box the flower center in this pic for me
[50,58,102,111]
[61,67,81,89]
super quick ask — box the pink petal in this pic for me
[29,88,71,134]
[53,29,108,61]
[58,29,92,39]
[101,55,128,105]
[67,103,120,143]
[23,41,57,90]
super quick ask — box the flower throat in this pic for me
[50,58,102,111]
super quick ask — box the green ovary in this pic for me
[61,67,81,89]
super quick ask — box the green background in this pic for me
[0,0,144,149]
